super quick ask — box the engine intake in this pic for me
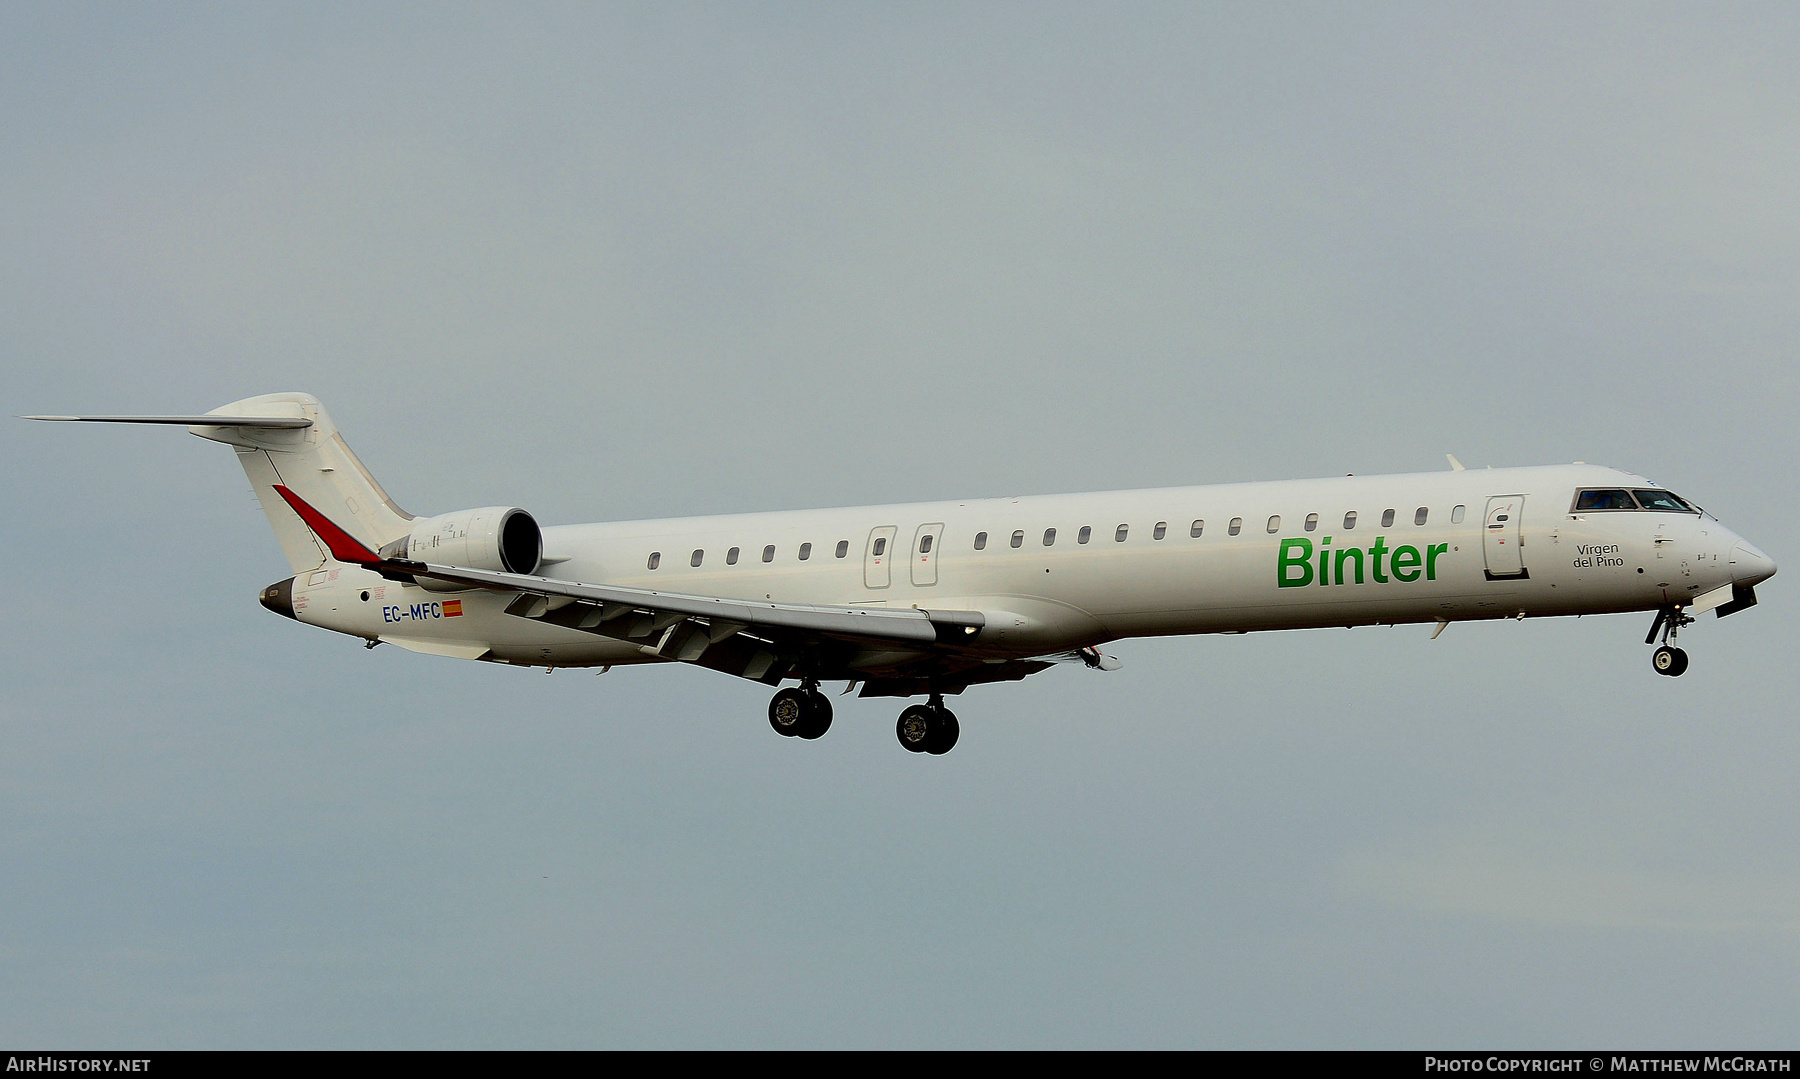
[399,506,541,587]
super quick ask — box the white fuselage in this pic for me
[287,463,1772,670]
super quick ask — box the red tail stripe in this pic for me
[272,485,381,565]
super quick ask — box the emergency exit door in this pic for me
[912,523,944,586]
[864,525,898,589]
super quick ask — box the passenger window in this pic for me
[1574,489,1637,511]
[1190,519,1203,538]
[1078,526,1092,544]
[727,546,740,565]
[690,549,704,568]
[799,542,812,560]
[1011,530,1024,548]
[647,552,661,570]
[1304,513,1318,532]
[918,536,932,555]
[1153,522,1167,540]
[1414,507,1428,526]
[1043,528,1056,546]
[1266,515,1280,533]
[1343,511,1357,530]
[765,544,779,562]
[1451,505,1466,524]
[835,539,849,558]
[1632,489,1696,513]
[1115,524,1129,542]
[1229,518,1242,536]
[974,531,988,550]
[1381,508,1396,527]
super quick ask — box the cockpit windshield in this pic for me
[1571,488,1699,514]
[1574,489,1636,511]
[1630,489,1697,513]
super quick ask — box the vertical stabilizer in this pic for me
[190,393,413,573]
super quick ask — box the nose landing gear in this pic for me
[896,694,959,755]
[1645,606,1694,677]
[768,683,832,739]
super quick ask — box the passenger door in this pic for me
[1483,495,1527,579]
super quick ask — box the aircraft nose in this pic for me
[259,577,298,620]
[1730,543,1777,587]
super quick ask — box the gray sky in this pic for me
[3,3,1797,1048]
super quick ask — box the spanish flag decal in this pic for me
[443,600,464,617]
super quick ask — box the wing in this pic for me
[272,485,1049,695]
[403,559,1032,693]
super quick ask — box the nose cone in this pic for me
[1731,542,1777,587]
[259,577,298,619]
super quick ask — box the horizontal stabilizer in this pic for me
[23,414,313,428]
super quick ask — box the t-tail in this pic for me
[27,392,415,573]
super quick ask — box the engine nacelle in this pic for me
[397,506,541,590]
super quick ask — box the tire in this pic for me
[896,705,935,752]
[796,689,833,739]
[1652,646,1677,675]
[1668,647,1689,677]
[769,688,808,735]
[925,708,959,755]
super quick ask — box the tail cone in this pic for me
[259,577,298,620]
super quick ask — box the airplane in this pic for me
[28,391,1776,755]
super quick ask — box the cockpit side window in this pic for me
[1573,488,1638,512]
[1631,489,1697,513]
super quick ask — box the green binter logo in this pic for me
[1277,536,1450,588]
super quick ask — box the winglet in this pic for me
[1446,454,1466,471]
[272,485,381,565]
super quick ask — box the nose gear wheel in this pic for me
[1652,645,1689,677]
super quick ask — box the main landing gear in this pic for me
[896,695,959,755]
[768,683,832,739]
[1645,606,1694,677]
[765,685,961,753]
